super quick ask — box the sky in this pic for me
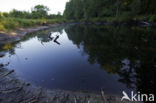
[0,0,69,14]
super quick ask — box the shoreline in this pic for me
[0,66,134,103]
[0,23,62,44]
[80,20,156,27]
[0,20,155,44]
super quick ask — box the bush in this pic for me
[148,15,156,22]
[0,18,19,31]
[0,24,6,31]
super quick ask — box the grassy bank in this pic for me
[1,15,155,32]
[0,17,66,32]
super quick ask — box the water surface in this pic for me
[0,24,156,95]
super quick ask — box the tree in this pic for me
[2,12,9,17]
[64,0,155,20]
[31,5,50,19]
[0,12,2,18]
[9,9,31,18]
[64,1,74,19]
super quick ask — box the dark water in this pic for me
[0,24,156,95]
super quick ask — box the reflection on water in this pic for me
[0,24,156,96]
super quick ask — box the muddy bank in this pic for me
[0,66,136,103]
[0,23,61,44]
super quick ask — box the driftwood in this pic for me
[20,96,38,103]
[101,89,107,103]
[2,70,14,77]
[0,86,23,93]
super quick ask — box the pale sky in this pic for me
[0,0,69,14]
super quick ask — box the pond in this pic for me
[0,24,156,95]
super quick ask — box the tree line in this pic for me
[1,1,156,22]
[63,0,156,21]
[0,5,62,19]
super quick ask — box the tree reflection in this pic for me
[65,24,156,98]
[0,24,155,101]
[0,26,64,56]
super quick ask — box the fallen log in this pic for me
[2,70,14,77]
[101,89,107,103]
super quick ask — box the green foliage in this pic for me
[9,9,30,18]
[0,12,2,18]
[148,15,156,22]
[0,18,19,31]
[0,17,65,31]
[0,5,65,31]
[0,24,5,31]
[1,5,63,20]
[31,5,49,19]
[64,0,156,21]
[140,0,156,14]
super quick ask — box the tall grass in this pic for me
[0,17,66,32]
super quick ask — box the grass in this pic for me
[1,15,156,32]
[0,17,66,32]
